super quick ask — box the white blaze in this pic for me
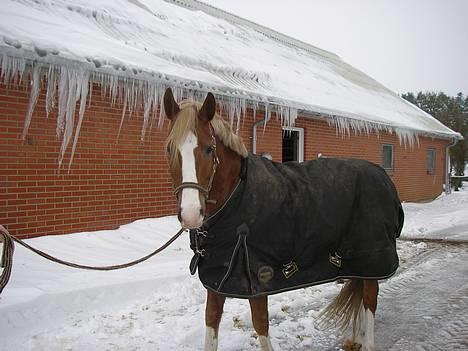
[178,131,203,228]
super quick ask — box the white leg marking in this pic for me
[354,305,375,351]
[258,335,274,351]
[178,132,203,228]
[204,326,218,351]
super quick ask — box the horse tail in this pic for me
[317,279,363,332]
[396,203,404,238]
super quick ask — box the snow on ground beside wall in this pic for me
[401,183,468,241]
[0,186,467,350]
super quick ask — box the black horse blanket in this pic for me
[190,154,404,298]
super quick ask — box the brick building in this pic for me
[0,0,461,238]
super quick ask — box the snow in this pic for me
[0,0,461,161]
[401,183,468,241]
[1,186,467,350]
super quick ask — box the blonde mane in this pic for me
[165,101,248,167]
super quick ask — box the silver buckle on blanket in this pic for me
[196,229,208,238]
[282,261,299,279]
[195,228,207,257]
[329,252,342,268]
[189,228,208,275]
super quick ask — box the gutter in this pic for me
[252,118,267,154]
[445,137,459,194]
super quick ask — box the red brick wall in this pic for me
[1,81,176,239]
[253,117,449,202]
[1,80,449,238]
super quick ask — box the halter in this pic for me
[173,125,219,205]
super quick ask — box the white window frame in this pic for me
[427,148,436,172]
[382,144,394,170]
[282,127,304,162]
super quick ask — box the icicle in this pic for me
[141,82,153,141]
[68,70,90,172]
[109,74,119,105]
[252,101,257,121]
[2,52,432,171]
[22,63,41,140]
[287,107,298,128]
[87,74,93,108]
[274,105,296,129]
[58,67,80,168]
[56,65,69,139]
[158,87,166,128]
[46,65,57,118]
[263,102,271,133]
[1,55,26,86]
[235,98,245,134]
[149,83,162,131]
[395,128,419,148]
[274,105,281,126]
[217,98,225,119]
[117,92,128,139]
[327,115,406,144]
[228,97,235,130]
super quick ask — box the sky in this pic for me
[202,0,468,97]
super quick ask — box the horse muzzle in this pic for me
[178,202,205,229]
[175,182,207,229]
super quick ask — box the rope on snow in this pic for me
[0,225,185,294]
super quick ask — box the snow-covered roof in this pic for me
[0,0,462,148]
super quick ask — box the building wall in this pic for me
[1,80,449,238]
[1,81,176,239]
[254,118,449,202]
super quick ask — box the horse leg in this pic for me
[249,296,274,351]
[205,290,226,351]
[345,279,379,351]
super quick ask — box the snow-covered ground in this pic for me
[0,184,467,350]
[401,184,468,242]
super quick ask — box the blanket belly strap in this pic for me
[218,223,251,292]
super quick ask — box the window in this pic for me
[427,148,436,171]
[382,144,394,170]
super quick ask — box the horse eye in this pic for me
[205,145,214,154]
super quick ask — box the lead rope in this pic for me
[0,224,186,294]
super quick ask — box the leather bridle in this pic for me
[173,127,219,205]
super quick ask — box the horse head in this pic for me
[164,88,219,229]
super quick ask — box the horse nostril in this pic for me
[200,208,205,217]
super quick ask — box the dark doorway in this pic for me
[282,130,300,162]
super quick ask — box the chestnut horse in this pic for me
[163,88,402,351]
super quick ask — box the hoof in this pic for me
[343,339,362,351]
[344,339,375,351]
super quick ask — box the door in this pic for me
[282,127,304,162]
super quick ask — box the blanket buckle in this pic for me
[329,252,342,268]
[196,229,208,238]
[282,261,299,279]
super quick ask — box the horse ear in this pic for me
[199,92,216,122]
[163,88,180,120]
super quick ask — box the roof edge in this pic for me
[1,47,462,145]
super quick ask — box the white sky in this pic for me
[202,0,468,97]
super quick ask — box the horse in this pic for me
[163,88,404,351]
